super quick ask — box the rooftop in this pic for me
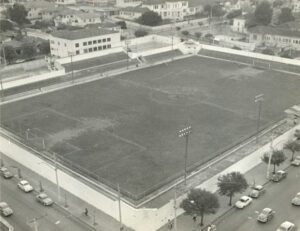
[24,1,55,9]
[248,25,300,38]
[121,6,150,13]
[51,28,118,40]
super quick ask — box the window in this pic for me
[253,34,257,40]
[75,43,79,47]
[103,38,106,42]
[103,45,107,49]
[88,41,92,45]
[58,42,60,45]
[84,49,88,53]
[107,44,111,48]
[51,40,55,44]
[107,38,111,42]
[93,47,97,51]
[76,50,80,55]
[83,42,87,46]
[98,46,102,50]
[98,39,102,43]
[93,40,97,44]
[89,48,93,52]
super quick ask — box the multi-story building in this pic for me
[119,6,149,20]
[248,25,300,50]
[115,0,142,7]
[290,0,300,12]
[231,16,247,33]
[54,11,102,27]
[50,28,121,57]
[55,0,76,5]
[142,0,192,20]
[24,1,56,20]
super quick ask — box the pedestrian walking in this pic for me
[84,208,89,216]
[192,215,197,222]
[168,219,173,229]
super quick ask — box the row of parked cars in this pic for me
[233,166,299,231]
[0,166,54,218]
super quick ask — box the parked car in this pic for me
[36,193,53,206]
[0,167,13,179]
[276,221,295,231]
[17,180,33,192]
[249,185,265,198]
[0,202,13,217]
[291,156,300,166]
[291,192,300,206]
[271,170,287,182]
[235,196,252,209]
[257,208,275,223]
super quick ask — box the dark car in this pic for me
[249,185,266,198]
[0,167,13,179]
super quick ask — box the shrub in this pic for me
[134,29,148,37]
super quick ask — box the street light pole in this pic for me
[255,94,264,143]
[178,126,192,185]
[53,153,61,203]
[266,136,274,180]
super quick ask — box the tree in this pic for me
[226,9,242,19]
[116,21,127,29]
[284,140,300,161]
[195,32,202,40]
[262,150,286,174]
[0,20,13,32]
[38,41,50,54]
[180,189,219,226]
[278,7,294,24]
[1,46,17,64]
[262,48,275,55]
[273,0,283,8]
[254,1,273,25]
[181,30,189,36]
[217,172,248,206]
[22,43,36,59]
[134,29,148,37]
[137,11,162,26]
[7,4,28,25]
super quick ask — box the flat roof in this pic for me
[248,26,300,38]
[51,28,118,40]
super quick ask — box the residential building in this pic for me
[55,0,76,5]
[24,1,56,20]
[50,28,121,57]
[142,0,193,20]
[291,0,300,12]
[231,16,247,33]
[54,11,102,27]
[248,25,300,50]
[115,0,142,7]
[119,6,149,20]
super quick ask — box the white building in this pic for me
[54,10,102,27]
[119,6,149,20]
[231,16,247,33]
[55,0,76,5]
[24,1,56,20]
[291,0,300,12]
[142,0,192,20]
[115,0,142,7]
[50,28,121,57]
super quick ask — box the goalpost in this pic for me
[252,60,271,70]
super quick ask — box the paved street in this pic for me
[216,166,300,231]
[0,176,93,231]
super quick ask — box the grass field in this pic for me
[1,55,300,199]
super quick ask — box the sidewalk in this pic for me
[0,154,123,231]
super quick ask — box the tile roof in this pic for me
[51,28,118,40]
[248,26,300,38]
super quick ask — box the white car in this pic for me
[36,193,53,206]
[17,180,33,192]
[0,202,13,217]
[235,196,252,209]
[291,156,300,166]
[291,192,300,206]
[276,221,295,231]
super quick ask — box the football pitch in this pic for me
[1,55,300,200]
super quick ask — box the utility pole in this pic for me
[255,94,264,143]
[117,184,123,231]
[267,135,274,180]
[178,126,192,185]
[53,153,61,203]
[125,40,130,70]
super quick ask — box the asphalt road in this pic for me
[0,176,93,231]
[216,166,300,231]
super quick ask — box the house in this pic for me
[24,1,56,20]
[231,16,247,33]
[142,0,192,20]
[248,25,300,50]
[55,0,76,5]
[54,10,102,27]
[291,0,300,13]
[50,28,121,57]
[119,6,149,20]
[115,0,142,7]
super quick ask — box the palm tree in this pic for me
[262,150,286,173]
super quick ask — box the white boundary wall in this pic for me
[2,69,66,90]
[1,125,298,231]
[201,44,300,67]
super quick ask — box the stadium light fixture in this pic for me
[178,126,192,185]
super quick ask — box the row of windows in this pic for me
[252,34,300,45]
[80,38,111,47]
[83,44,111,53]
